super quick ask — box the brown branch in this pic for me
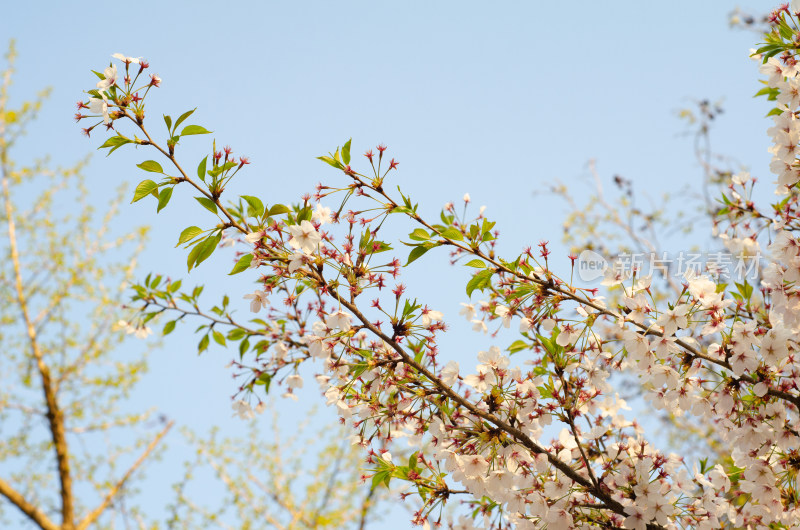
[3,155,75,529]
[0,477,59,530]
[314,271,637,522]
[358,486,376,530]
[77,420,173,530]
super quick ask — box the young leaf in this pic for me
[195,196,218,215]
[163,320,176,335]
[197,155,208,182]
[173,108,196,132]
[268,203,291,216]
[157,187,173,213]
[440,227,464,241]
[198,334,210,354]
[177,226,204,247]
[180,125,212,136]
[507,340,529,354]
[229,253,253,275]
[163,114,172,132]
[227,328,246,341]
[191,232,222,270]
[212,330,226,346]
[257,373,272,394]
[241,195,264,218]
[136,160,164,173]
[98,135,131,155]
[408,228,430,241]
[466,269,494,297]
[342,138,352,165]
[407,244,431,265]
[132,180,158,203]
[464,259,486,268]
[318,155,344,169]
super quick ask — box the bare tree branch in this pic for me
[0,477,59,530]
[77,420,174,530]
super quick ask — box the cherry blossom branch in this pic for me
[125,114,248,236]
[309,268,642,523]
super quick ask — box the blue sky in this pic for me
[0,1,781,528]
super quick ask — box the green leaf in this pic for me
[197,155,208,182]
[317,155,344,169]
[198,334,209,354]
[755,44,781,54]
[97,135,131,155]
[163,114,172,132]
[366,241,392,254]
[407,245,431,265]
[762,47,783,61]
[173,108,196,132]
[206,161,238,179]
[466,269,494,297]
[180,125,212,136]
[371,470,391,490]
[239,338,250,359]
[227,328,246,341]
[163,320,176,335]
[507,340,528,354]
[268,204,290,216]
[132,180,158,203]
[440,227,464,241]
[342,138,352,165]
[195,196,218,215]
[241,195,264,218]
[137,160,164,173]
[229,253,253,275]
[190,232,222,270]
[157,187,173,213]
[408,228,430,241]
[464,259,486,268]
[256,373,272,394]
[177,226,204,247]
[296,206,313,223]
[212,330,226,346]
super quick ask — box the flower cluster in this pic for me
[80,12,800,526]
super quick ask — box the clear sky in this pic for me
[0,1,781,528]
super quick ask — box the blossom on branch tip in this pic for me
[243,290,268,312]
[440,361,459,386]
[285,374,304,390]
[287,220,321,254]
[96,64,117,92]
[245,230,264,244]
[312,203,332,225]
[494,304,511,328]
[325,310,352,332]
[421,308,443,328]
[232,400,254,420]
[111,53,141,65]
[88,96,110,124]
[288,252,307,273]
